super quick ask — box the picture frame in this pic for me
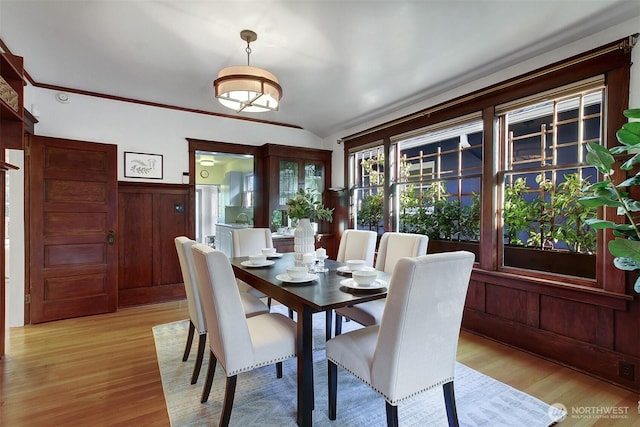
[124,151,163,179]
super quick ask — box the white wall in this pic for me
[324,16,640,188]
[29,88,325,183]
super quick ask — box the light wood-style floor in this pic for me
[1,300,638,426]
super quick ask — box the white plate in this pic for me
[337,265,375,274]
[276,273,319,284]
[340,278,387,291]
[266,253,283,259]
[241,260,275,268]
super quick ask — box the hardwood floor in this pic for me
[1,300,638,426]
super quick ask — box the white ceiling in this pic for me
[1,0,639,139]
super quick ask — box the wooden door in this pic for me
[29,136,117,323]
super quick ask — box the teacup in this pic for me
[261,247,277,256]
[249,254,267,265]
[346,259,366,271]
[352,269,377,286]
[287,266,308,280]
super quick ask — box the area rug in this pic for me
[153,306,565,426]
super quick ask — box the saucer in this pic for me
[275,273,319,284]
[337,265,375,275]
[340,278,387,291]
[241,260,275,268]
[266,253,283,259]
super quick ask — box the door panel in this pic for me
[30,136,117,323]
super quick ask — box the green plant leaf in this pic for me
[584,180,612,192]
[623,108,640,119]
[609,146,629,155]
[584,218,615,229]
[613,256,640,271]
[617,128,640,146]
[608,238,640,260]
[585,142,613,174]
[627,201,640,213]
[618,174,640,187]
[578,196,622,208]
[611,224,636,232]
[622,121,640,136]
[621,154,640,170]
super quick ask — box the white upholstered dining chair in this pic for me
[174,236,269,384]
[335,229,377,266]
[190,244,297,427]
[334,232,428,335]
[232,227,273,307]
[327,251,475,427]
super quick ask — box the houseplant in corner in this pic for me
[286,188,334,262]
[579,108,640,292]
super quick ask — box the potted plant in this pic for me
[579,108,640,292]
[286,188,333,261]
[285,188,334,223]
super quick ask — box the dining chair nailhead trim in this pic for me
[328,357,453,405]
[227,353,296,376]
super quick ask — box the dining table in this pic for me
[230,252,390,427]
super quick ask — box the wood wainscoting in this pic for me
[118,182,191,307]
[462,269,639,392]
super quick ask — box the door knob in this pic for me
[107,230,115,246]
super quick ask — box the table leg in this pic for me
[297,305,314,427]
[325,309,332,341]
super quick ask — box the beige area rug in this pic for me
[153,306,565,427]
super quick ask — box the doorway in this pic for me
[195,150,254,246]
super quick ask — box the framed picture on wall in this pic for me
[124,151,163,179]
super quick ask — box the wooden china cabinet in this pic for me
[256,144,337,258]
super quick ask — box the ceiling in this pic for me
[1,1,639,139]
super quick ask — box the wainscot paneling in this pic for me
[539,295,598,343]
[463,270,638,392]
[118,182,190,306]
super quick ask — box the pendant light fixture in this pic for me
[213,29,282,113]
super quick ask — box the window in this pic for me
[342,37,632,291]
[497,85,602,278]
[394,118,483,246]
[349,144,384,233]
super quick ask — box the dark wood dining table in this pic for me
[230,253,390,427]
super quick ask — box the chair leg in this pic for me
[334,313,343,336]
[219,375,237,427]
[201,350,217,403]
[267,297,272,309]
[276,361,283,378]
[385,402,398,427]
[443,381,459,427]
[191,333,207,384]
[328,360,338,420]
[288,308,294,319]
[182,321,195,361]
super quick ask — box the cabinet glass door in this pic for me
[304,162,323,203]
[279,160,299,206]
